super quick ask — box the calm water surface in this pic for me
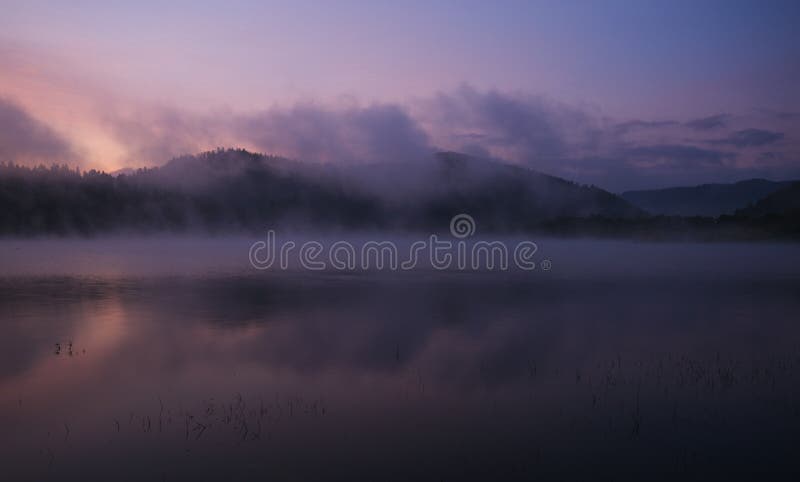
[1,238,799,481]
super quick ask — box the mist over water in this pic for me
[1,235,799,278]
[1,237,799,481]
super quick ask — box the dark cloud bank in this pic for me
[710,128,785,148]
[0,98,76,164]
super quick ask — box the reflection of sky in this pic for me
[1,266,800,479]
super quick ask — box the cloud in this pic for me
[104,106,223,165]
[411,87,800,190]
[422,85,599,164]
[17,78,794,191]
[0,98,76,164]
[685,114,729,130]
[710,128,784,148]
[104,101,431,166]
[614,119,680,134]
[236,102,431,164]
[621,144,734,168]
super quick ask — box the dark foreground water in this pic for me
[1,238,799,481]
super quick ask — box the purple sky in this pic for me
[1,0,799,190]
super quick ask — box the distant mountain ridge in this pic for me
[621,179,794,217]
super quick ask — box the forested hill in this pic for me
[735,182,800,219]
[622,179,793,217]
[0,149,644,235]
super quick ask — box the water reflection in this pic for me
[1,271,799,481]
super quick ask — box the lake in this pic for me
[1,237,799,481]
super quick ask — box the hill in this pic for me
[734,182,800,217]
[0,149,643,235]
[621,179,792,217]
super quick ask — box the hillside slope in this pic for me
[0,149,643,235]
[622,179,792,217]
